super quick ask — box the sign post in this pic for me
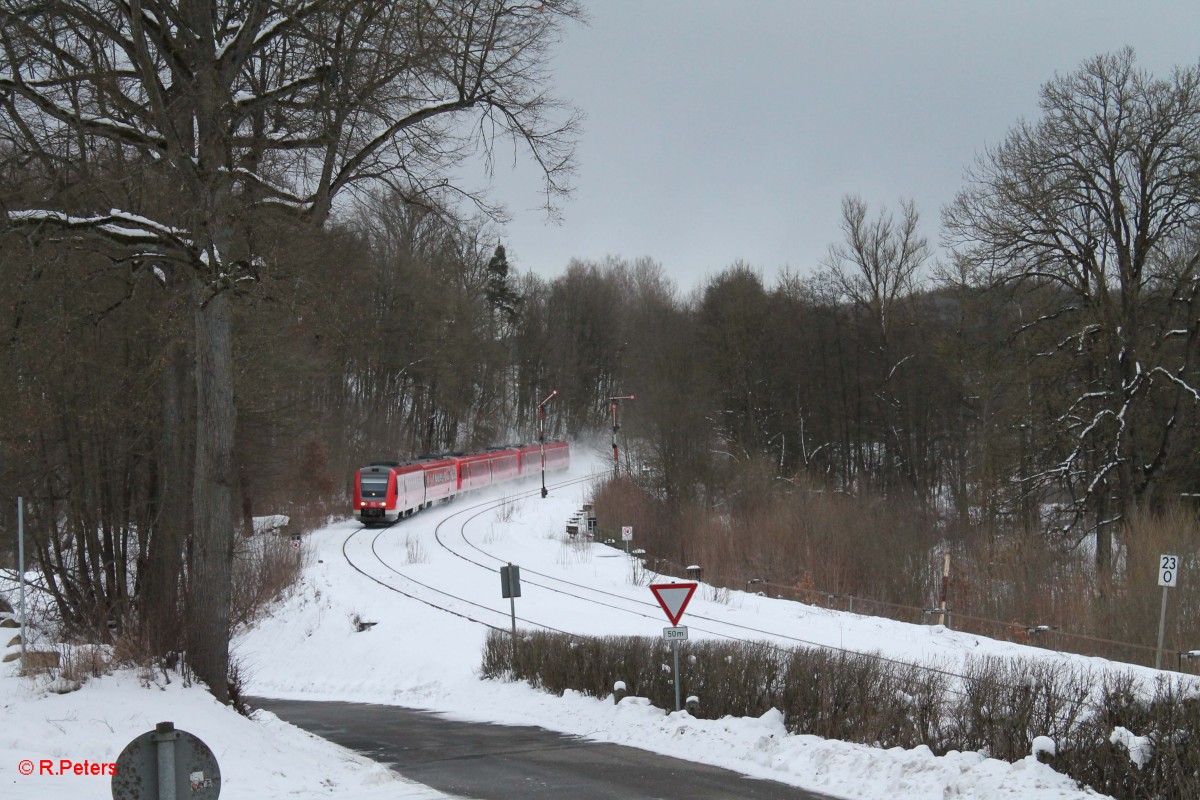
[649,582,697,712]
[501,564,521,667]
[1156,554,1179,670]
[621,525,633,554]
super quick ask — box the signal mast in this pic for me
[608,394,636,476]
[538,389,557,497]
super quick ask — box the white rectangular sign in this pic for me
[621,526,633,541]
[663,626,688,641]
[1159,554,1179,587]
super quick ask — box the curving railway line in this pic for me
[339,471,877,656]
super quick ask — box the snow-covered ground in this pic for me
[2,450,1177,799]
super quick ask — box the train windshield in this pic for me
[360,472,389,499]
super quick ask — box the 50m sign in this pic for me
[1159,554,1180,588]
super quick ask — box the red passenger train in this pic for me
[352,442,570,525]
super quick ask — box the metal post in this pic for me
[508,563,518,667]
[672,639,681,712]
[537,390,556,498]
[153,721,178,800]
[610,400,618,475]
[1156,585,1170,670]
[18,497,27,670]
[509,593,517,664]
[938,553,950,627]
[608,394,635,477]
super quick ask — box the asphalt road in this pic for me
[251,697,838,800]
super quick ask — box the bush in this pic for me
[1054,675,1200,800]
[946,656,1092,761]
[230,531,307,628]
[482,629,1200,800]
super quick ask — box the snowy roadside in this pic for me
[0,665,454,799]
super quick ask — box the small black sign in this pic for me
[500,564,521,598]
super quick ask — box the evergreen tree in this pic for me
[486,245,522,323]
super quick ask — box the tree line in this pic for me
[2,38,1199,701]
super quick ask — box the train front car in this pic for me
[353,463,397,525]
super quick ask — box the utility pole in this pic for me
[608,395,636,476]
[18,497,26,672]
[537,390,557,498]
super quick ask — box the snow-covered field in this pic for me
[2,450,1175,799]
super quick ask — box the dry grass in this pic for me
[230,531,307,628]
[593,470,1200,671]
[405,533,428,564]
[494,495,522,523]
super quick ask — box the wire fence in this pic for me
[611,546,1200,675]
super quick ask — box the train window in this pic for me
[360,473,389,499]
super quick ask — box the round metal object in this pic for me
[111,721,221,800]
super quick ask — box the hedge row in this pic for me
[481,630,1200,799]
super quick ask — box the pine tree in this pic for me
[486,245,522,323]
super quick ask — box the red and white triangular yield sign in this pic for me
[649,582,698,625]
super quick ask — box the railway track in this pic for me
[340,469,881,656]
[340,473,596,635]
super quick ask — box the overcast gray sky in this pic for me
[486,0,1200,294]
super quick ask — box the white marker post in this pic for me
[621,525,633,554]
[1156,554,1179,670]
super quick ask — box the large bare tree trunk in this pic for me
[142,333,191,654]
[187,285,236,703]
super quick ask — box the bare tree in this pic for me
[943,48,1200,576]
[820,196,931,497]
[543,259,626,435]
[0,0,579,701]
[822,195,929,341]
